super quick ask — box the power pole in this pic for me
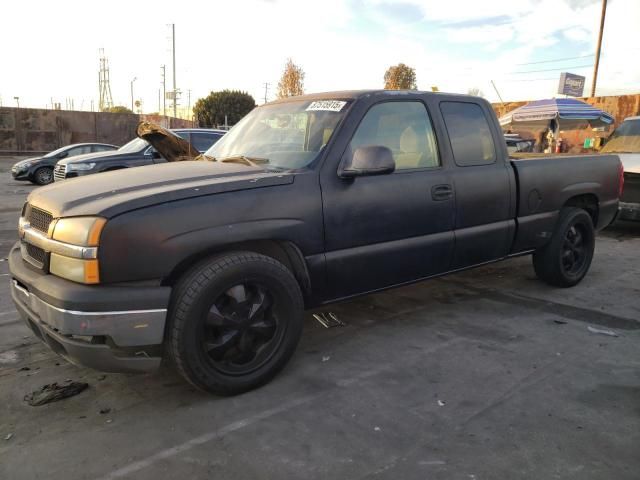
[172,23,177,118]
[263,82,270,104]
[98,48,114,111]
[490,80,505,108]
[590,0,607,97]
[187,89,191,120]
[161,65,166,117]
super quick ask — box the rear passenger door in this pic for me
[321,100,455,299]
[438,101,515,268]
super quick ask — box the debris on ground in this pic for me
[24,382,89,406]
[374,426,381,431]
[19,366,30,371]
[587,326,619,337]
[322,356,331,362]
[437,400,446,407]
[312,312,346,328]
[4,433,13,441]
[553,320,568,325]
[99,408,111,415]
[97,375,107,381]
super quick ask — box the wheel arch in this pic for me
[563,193,599,226]
[161,239,312,302]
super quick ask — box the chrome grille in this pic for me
[54,164,67,181]
[26,205,53,234]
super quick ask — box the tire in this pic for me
[33,167,54,185]
[167,252,304,395]
[533,207,595,288]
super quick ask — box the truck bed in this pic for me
[509,154,621,252]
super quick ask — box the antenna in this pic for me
[98,48,114,111]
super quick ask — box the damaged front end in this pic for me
[136,121,200,162]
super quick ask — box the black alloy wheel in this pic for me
[202,282,284,376]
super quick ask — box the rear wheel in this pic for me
[533,207,595,287]
[167,252,304,395]
[33,167,53,185]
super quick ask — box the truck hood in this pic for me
[617,153,640,174]
[27,161,294,218]
[58,149,125,166]
[136,121,198,162]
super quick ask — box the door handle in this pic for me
[431,184,453,201]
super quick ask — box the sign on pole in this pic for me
[558,72,586,97]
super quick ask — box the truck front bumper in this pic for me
[8,243,170,373]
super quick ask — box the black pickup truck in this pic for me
[9,90,622,395]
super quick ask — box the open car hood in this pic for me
[136,121,199,162]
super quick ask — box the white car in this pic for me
[601,116,640,221]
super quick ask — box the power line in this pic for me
[515,54,594,66]
[510,63,593,74]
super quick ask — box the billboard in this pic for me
[558,72,586,97]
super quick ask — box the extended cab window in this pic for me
[350,101,439,170]
[441,102,496,166]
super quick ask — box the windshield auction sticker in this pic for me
[306,100,347,112]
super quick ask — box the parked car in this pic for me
[601,116,640,221]
[9,90,622,395]
[504,134,535,154]
[11,143,117,185]
[53,127,225,181]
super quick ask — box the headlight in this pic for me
[52,217,106,246]
[67,162,96,171]
[49,217,106,284]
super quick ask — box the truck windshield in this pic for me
[204,99,351,170]
[601,119,640,154]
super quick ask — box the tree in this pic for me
[105,105,133,114]
[468,87,485,97]
[277,58,305,98]
[193,90,256,127]
[383,63,417,90]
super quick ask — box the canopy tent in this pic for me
[499,98,615,131]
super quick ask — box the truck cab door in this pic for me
[320,100,455,300]
[438,100,516,268]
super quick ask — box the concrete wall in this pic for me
[492,94,640,153]
[0,107,196,154]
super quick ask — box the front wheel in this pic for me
[533,207,595,287]
[33,167,53,185]
[167,252,304,395]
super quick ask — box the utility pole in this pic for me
[263,82,270,104]
[490,80,505,108]
[172,23,177,118]
[187,89,191,120]
[591,0,607,97]
[14,96,20,108]
[130,77,137,111]
[161,65,166,117]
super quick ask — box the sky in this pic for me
[1,0,638,114]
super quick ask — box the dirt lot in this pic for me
[0,158,639,480]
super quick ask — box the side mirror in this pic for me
[339,145,395,178]
[146,148,161,159]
